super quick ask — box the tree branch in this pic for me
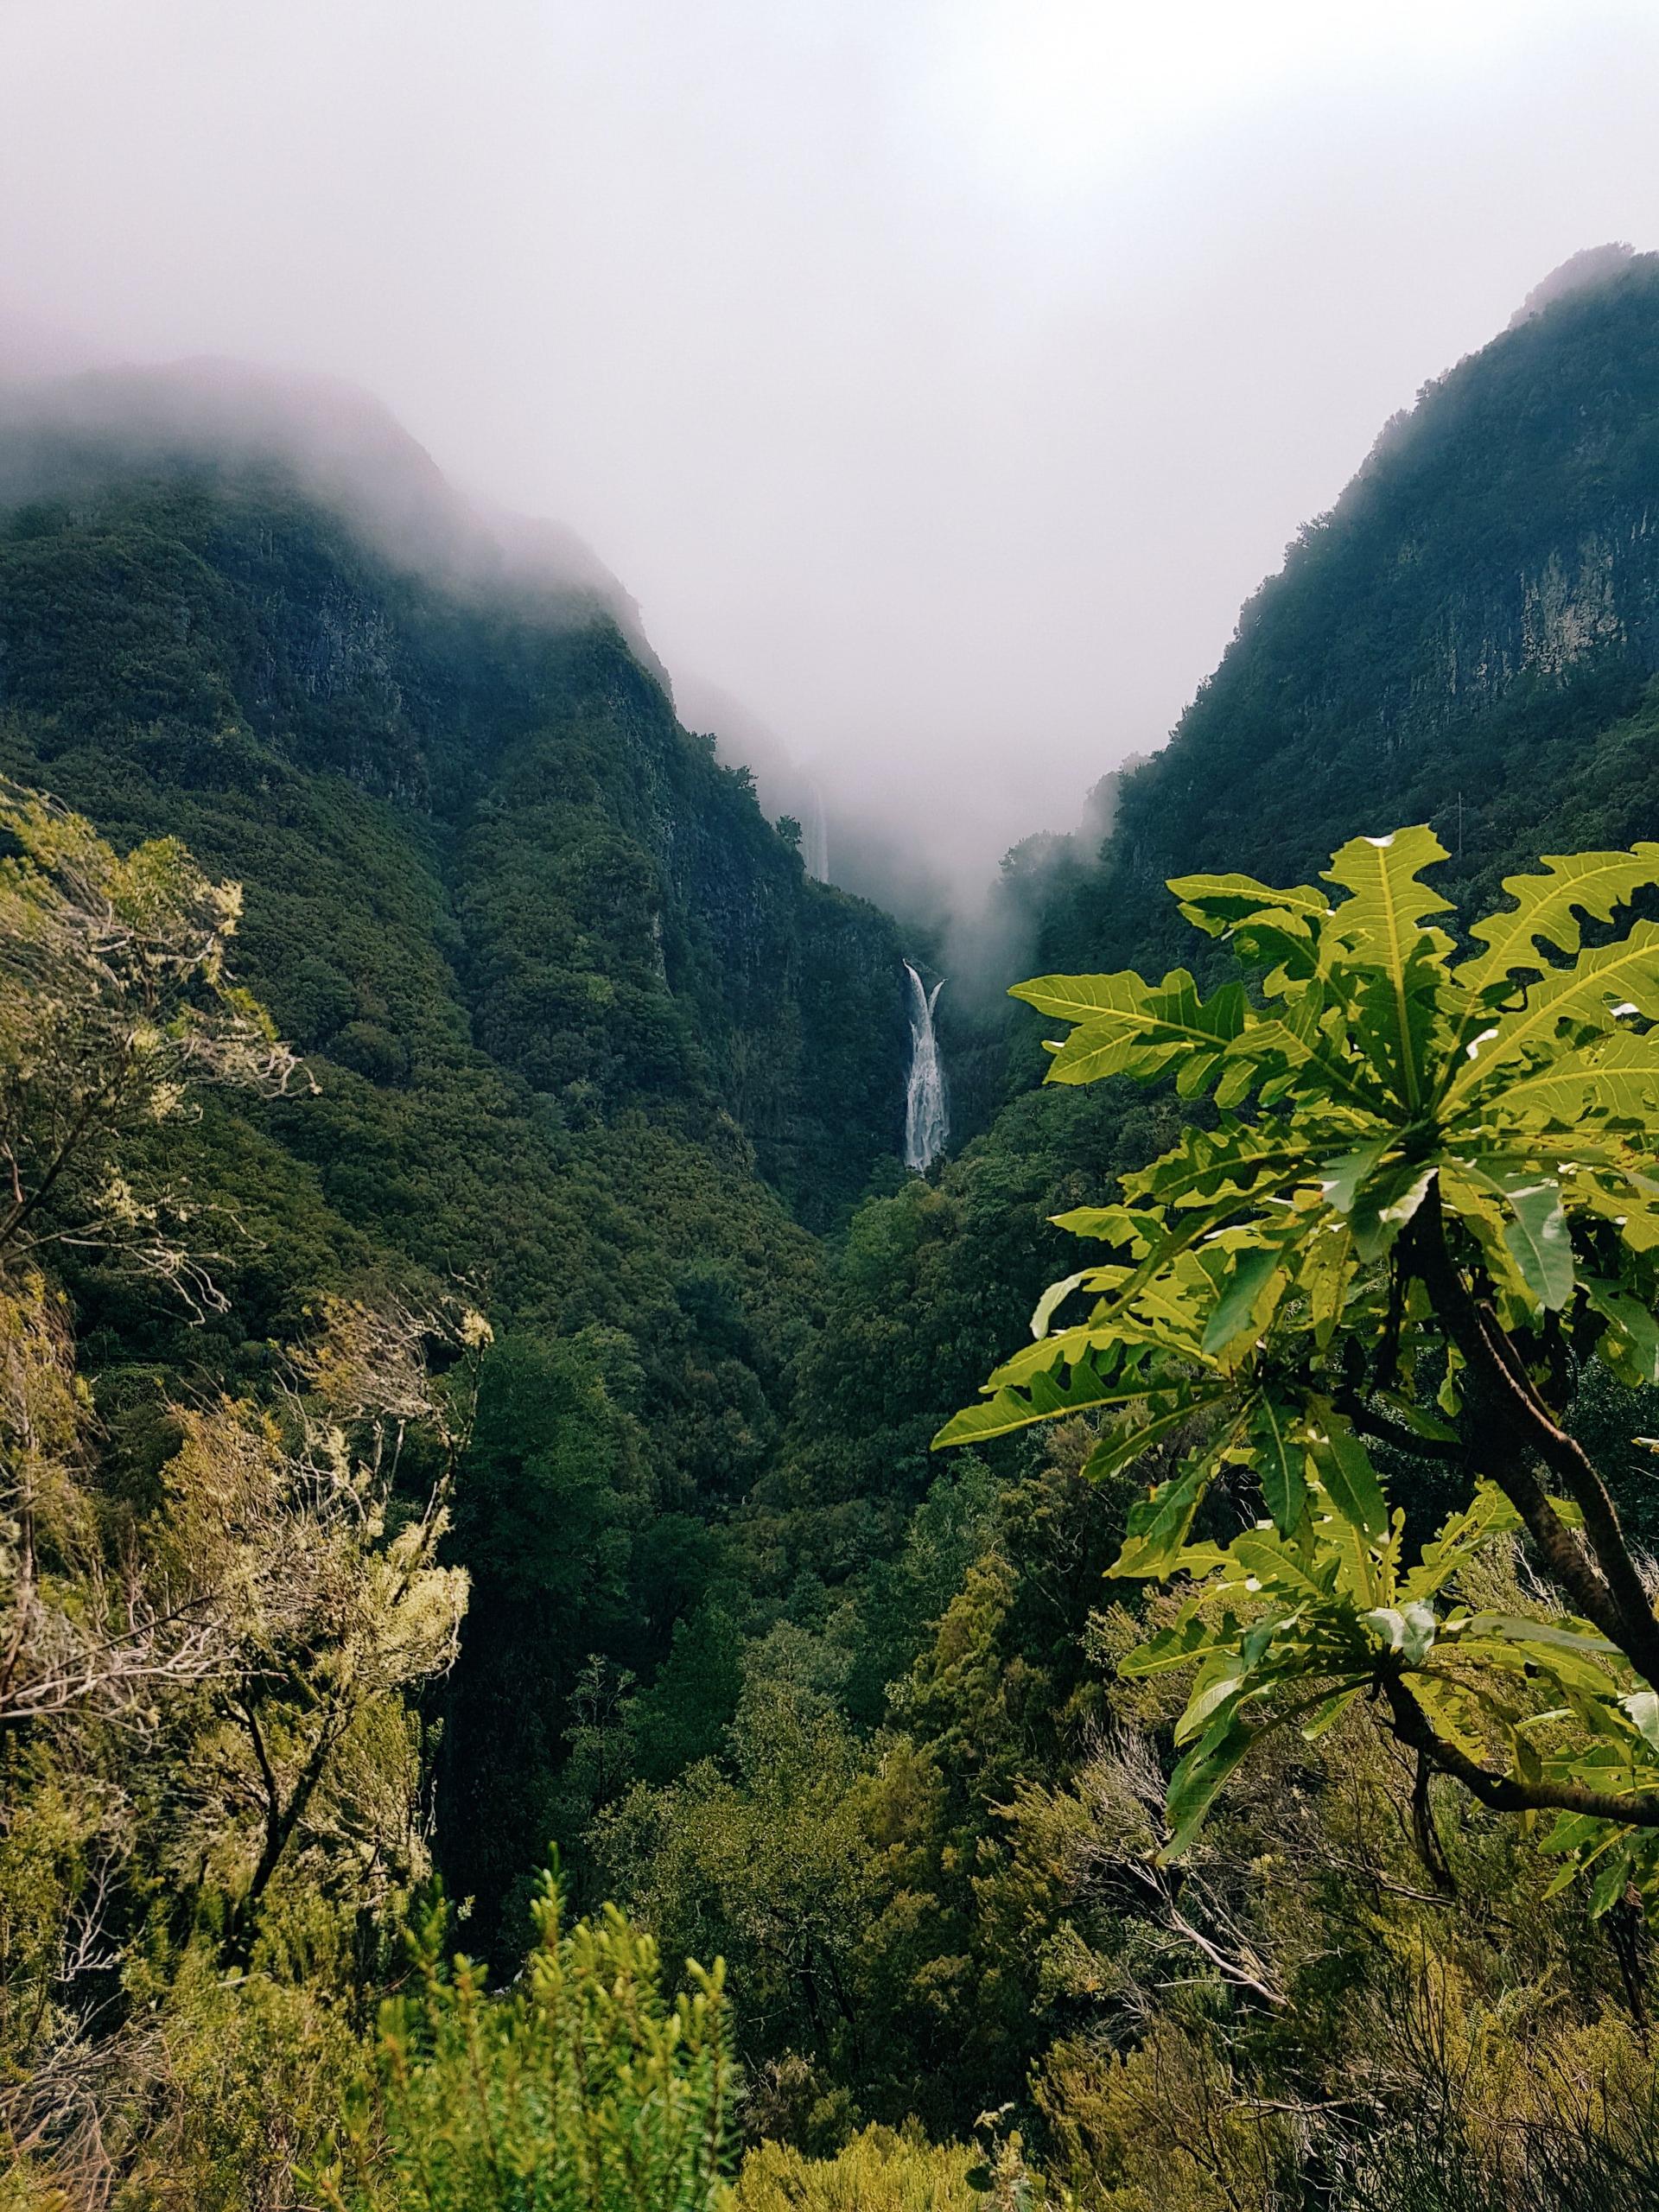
[1334,1391,1466,1465]
[0,1060,130,1258]
[1383,1675,1659,1827]
[1408,1183,1659,1687]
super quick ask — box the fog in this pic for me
[0,353,659,649]
[3,1,1659,912]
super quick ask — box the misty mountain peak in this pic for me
[1509,241,1640,328]
[0,350,646,649]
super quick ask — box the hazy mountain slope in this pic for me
[0,394,913,1944]
[0,422,909,1241]
[1043,249,1659,978]
[611,258,1659,2158]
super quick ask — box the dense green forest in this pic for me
[0,423,920,1974]
[14,255,1659,2207]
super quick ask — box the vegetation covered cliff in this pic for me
[1044,249,1659,979]
[586,251,1659,2204]
[0,387,913,1961]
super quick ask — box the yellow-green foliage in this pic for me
[107,1949,361,2212]
[1031,1978,1659,2212]
[311,1871,735,2212]
[734,2126,983,2212]
[0,776,301,1303]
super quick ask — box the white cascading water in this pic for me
[903,961,948,1172]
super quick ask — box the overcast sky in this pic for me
[3,1,1659,890]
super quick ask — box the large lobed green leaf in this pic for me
[1459,845,1659,993]
[943,821,1659,1878]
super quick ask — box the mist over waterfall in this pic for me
[903,961,948,1172]
[804,779,830,881]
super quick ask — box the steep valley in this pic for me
[16,252,1659,2205]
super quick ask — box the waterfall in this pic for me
[903,961,948,1173]
[803,779,829,882]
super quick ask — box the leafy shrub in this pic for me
[310,1870,735,2211]
[734,2125,982,2210]
[945,828,1659,1897]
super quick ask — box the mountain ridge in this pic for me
[1039,248,1659,979]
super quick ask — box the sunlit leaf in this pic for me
[1229,1529,1332,1608]
[1201,1246,1284,1361]
[1084,1395,1236,1491]
[932,1348,1160,1446]
[1319,1137,1392,1216]
[1174,1671,1248,1746]
[1118,1603,1234,1678]
[1323,827,1453,1109]
[1300,1683,1363,1741]
[1043,971,1248,1096]
[1162,1713,1257,1859]
[1107,1447,1217,1578]
[1167,872,1329,936]
[1450,919,1659,1103]
[1311,1422,1388,1538]
[1486,1031,1659,1129]
[1249,1398,1306,1536]
[1007,970,1148,1024]
[1500,1177,1574,1311]
[1401,1482,1521,1602]
[1410,1675,1493,1765]
[1584,1276,1659,1386]
[1459,845,1659,993]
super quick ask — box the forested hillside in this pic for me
[754,253,1659,1661]
[1047,249,1659,977]
[0,386,912,1966]
[16,256,1659,2209]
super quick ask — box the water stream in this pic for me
[902,961,948,1172]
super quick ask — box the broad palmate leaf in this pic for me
[940,825,1659,1902]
